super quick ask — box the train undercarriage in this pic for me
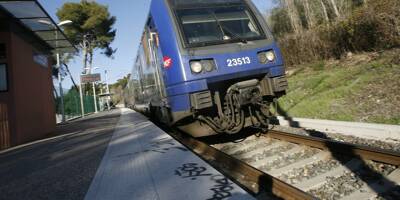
[175,75,288,137]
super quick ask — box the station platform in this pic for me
[85,109,254,200]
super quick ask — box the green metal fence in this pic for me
[55,88,100,122]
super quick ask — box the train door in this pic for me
[146,16,171,123]
[147,16,166,104]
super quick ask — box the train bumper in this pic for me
[189,75,288,110]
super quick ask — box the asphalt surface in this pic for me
[0,109,121,200]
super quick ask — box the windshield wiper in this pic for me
[210,12,247,44]
[222,26,248,44]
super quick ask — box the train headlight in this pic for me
[190,61,203,74]
[190,59,216,74]
[258,50,275,64]
[266,51,275,62]
[202,60,215,72]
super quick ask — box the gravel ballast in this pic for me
[279,156,350,184]
[308,160,397,200]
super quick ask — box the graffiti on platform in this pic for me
[174,163,213,180]
[143,138,188,154]
[114,138,188,160]
[207,175,234,200]
[175,163,234,200]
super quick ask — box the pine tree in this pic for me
[57,1,116,74]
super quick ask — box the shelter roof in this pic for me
[0,0,77,54]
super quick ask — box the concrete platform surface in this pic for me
[0,109,122,200]
[85,109,254,200]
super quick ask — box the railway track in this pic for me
[170,130,314,200]
[170,129,400,200]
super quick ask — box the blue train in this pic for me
[124,0,288,137]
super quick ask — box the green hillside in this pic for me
[275,49,400,125]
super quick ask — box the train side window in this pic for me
[132,54,143,102]
[0,63,8,92]
[147,16,160,47]
[147,15,156,31]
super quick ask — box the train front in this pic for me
[160,0,288,136]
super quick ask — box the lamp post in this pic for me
[79,73,85,118]
[80,36,89,118]
[57,20,73,122]
[39,20,73,123]
[92,81,98,113]
[105,70,111,110]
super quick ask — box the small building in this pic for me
[98,92,113,111]
[0,0,76,150]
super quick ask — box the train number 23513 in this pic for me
[227,57,251,67]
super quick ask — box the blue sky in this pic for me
[39,0,277,89]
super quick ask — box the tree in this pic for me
[329,0,341,18]
[303,0,315,28]
[282,0,302,33]
[110,74,131,104]
[269,7,292,36]
[57,1,116,74]
[320,0,330,23]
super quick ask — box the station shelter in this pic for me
[0,1,76,150]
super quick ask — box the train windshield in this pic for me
[171,1,264,47]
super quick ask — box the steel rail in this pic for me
[266,130,400,166]
[170,131,315,200]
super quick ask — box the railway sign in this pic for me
[81,73,101,84]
